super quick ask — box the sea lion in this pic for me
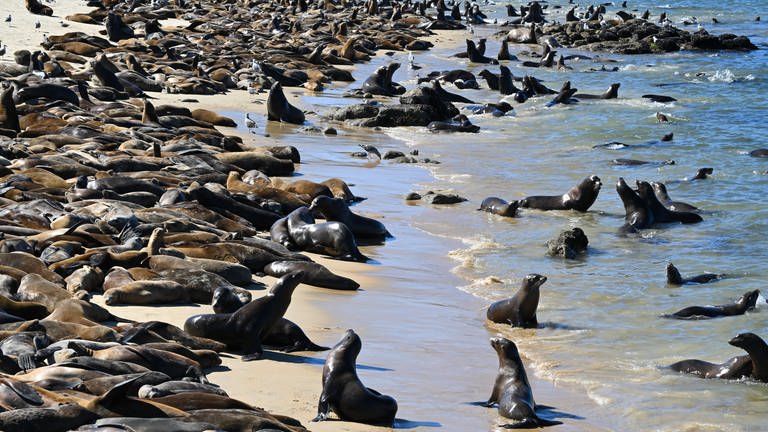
[664,289,759,319]
[611,158,675,166]
[266,82,305,125]
[361,64,404,96]
[313,329,398,426]
[308,195,391,240]
[466,39,498,64]
[183,272,304,361]
[479,197,519,217]
[25,0,54,16]
[286,207,369,262]
[616,177,653,233]
[507,24,537,44]
[139,380,228,398]
[666,263,723,285]
[635,180,702,224]
[486,274,546,328]
[264,317,329,353]
[484,337,562,428]
[691,167,714,180]
[103,280,190,305]
[651,182,699,212]
[519,175,601,212]
[728,333,768,382]
[498,65,519,95]
[0,404,97,432]
[427,114,480,133]
[264,260,360,291]
[211,286,251,314]
[574,83,620,100]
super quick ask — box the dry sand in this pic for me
[1,2,610,430]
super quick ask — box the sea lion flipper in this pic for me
[17,353,37,372]
[241,338,264,361]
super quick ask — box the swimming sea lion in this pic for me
[650,182,699,212]
[635,180,702,224]
[574,83,620,100]
[484,337,562,428]
[183,272,305,361]
[691,167,713,180]
[266,82,305,125]
[479,197,519,217]
[308,195,391,240]
[616,177,653,233]
[728,333,768,382]
[520,175,601,212]
[313,329,398,426]
[487,274,546,328]
[665,289,759,319]
[666,263,723,285]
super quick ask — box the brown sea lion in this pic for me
[183,272,305,360]
[266,82,305,125]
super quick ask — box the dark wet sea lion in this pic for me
[666,263,723,285]
[669,354,753,379]
[266,82,305,125]
[313,329,397,426]
[0,86,21,134]
[616,177,653,233]
[427,115,480,133]
[466,39,498,64]
[487,274,546,328]
[308,195,391,239]
[479,197,519,217]
[729,333,768,382]
[120,321,227,352]
[612,158,674,166]
[642,94,677,103]
[286,207,369,262]
[665,289,759,319]
[484,337,562,428]
[520,175,602,212]
[264,260,360,291]
[636,180,702,224]
[211,286,251,314]
[749,149,768,158]
[651,182,698,212]
[264,317,329,353]
[691,167,714,180]
[183,272,304,361]
[574,83,620,100]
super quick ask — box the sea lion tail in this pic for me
[68,341,94,357]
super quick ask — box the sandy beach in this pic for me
[0,0,625,430]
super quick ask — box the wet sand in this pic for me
[1,1,613,430]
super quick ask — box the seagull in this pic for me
[5,15,11,26]
[358,144,381,159]
[244,113,257,129]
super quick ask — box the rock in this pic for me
[546,228,589,259]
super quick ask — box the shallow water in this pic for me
[237,1,768,430]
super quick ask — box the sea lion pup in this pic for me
[616,177,653,233]
[183,272,305,361]
[428,114,480,133]
[479,197,519,217]
[635,180,702,224]
[313,329,398,426]
[286,207,369,262]
[266,82,305,125]
[651,182,699,212]
[308,195,391,240]
[519,175,602,212]
[487,274,547,328]
[666,263,723,285]
[483,337,562,428]
[664,289,759,319]
[574,83,621,100]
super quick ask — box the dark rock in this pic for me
[383,151,406,159]
[546,227,589,259]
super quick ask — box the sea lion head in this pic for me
[522,273,547,291]
[738,290,760,309]
[728,332,765,350]
[334,328,362,360]
[490,336,521,364]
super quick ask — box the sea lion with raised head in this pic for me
[486,274,546,328]
[520,175,601,212]
[264,260,360,291]
[286,207,369,262]
[636,180,702,224]
[666,263,723,285]
[669,333,768,381]
[728,333,768,382]
[616,177,653,233]
[266,82,305,125]
[483,337,562,428]
[479,197,519,217]
[574,83,620,100]
[664,289,759,319]
[313,329,398,426]
[651,182,699,212]
[183,272,304,361]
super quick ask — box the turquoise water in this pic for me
[237,2,768,430]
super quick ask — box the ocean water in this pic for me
[236,2,768,430]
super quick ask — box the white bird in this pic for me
[468,23,474,34]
